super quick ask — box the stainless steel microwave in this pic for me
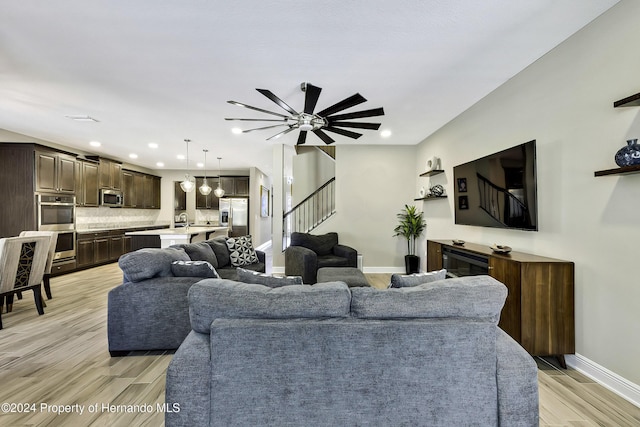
[100,189,123,207]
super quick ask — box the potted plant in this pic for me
[393,204,426,274]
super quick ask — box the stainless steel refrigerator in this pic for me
[219,198,248,237]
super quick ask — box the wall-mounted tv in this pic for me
[453,140,538,231]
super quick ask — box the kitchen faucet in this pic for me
[178,212,189,227]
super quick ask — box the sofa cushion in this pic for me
[290,232,338,256]
[173,242,219,268]
[389,269,447,288]
[118,247,190,283]
[350,275,507,322]
[188,279,351,334]
[236,267,303,288]
[171,260,218,278]
[225,235,259,267]
[206,237,231,267]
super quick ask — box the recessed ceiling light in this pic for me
[231,128,243,135]
[380,129,392,138]
[196,162,204,168]
[156,162,165,167]
[148,143,158,149]
[129,153,138,159]
[89,141,101,147]
[66,115,99,122]
[177,154,185,160]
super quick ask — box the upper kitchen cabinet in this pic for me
[75,160,99,207]
[122,170,161,209]
[35,149,76,193]
[220,176,249,197]
[195,177,220,209]
[97,158,122,190]
[175,181,187,211]
[143,175,161,209]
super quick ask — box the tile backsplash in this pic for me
[76,207,163,230]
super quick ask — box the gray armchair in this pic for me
[285,232,357,284]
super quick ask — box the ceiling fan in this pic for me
[225,82,384,145]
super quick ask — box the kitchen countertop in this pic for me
[124,226,228,236]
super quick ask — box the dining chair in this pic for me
[0,235,50,329]
[19,231,58,299]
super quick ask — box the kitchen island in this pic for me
[125,226,228,249]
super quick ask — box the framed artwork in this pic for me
[260,185,270,217]
[457,177,467,193]
[458,195,469,210]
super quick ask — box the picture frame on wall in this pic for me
[260,185,270,217]
[457,177,467,193]
[458,195,468,210]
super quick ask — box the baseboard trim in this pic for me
[362,267,406,274]
[271,266,285,274]
[566,353,640,408]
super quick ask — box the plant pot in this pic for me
[405,255,420,274]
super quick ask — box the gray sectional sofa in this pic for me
[107,237,265,356]
[165,275,539,426]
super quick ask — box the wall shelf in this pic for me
[613,92,640,108]
[414,195,448,201]
[419,169,444,177]
[594,164,640,177]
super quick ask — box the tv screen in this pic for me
[453,140,538,231]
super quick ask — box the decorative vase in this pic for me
[615,139,640,167]
[404,255,420,274]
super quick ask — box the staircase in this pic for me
[282,177,336,250]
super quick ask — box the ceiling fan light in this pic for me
[299,122,313,132]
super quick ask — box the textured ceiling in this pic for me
[0,0,619,175]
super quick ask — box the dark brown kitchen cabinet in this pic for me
[426,239,575,365]
[195,177,220,209]
[76,238,95,268]
[220,176,249,197]
[35,150,76,193]
[75,160,99,207]
[134,172,145,208]
[122,170,136,208]
[109,233,125,261]
[98,159,122,190]
[175,181,187,210]
[77,231,110,267]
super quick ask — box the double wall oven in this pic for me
[37,194,76,262]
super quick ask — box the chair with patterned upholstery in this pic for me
[0,235,50,329]
[20,231,58,299]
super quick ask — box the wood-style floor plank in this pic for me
[0,263,638,426]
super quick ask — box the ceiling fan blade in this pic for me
[316,93,367,117]
[225,118,288,122]
[329,121,381,130]
[313,129,336,145]
[242,124,289,133]
[323,126,363,139]
[227,100,290,119]
[303,84,322,114]
[267,126,297,141]
[327,107,385,121]
[297,131,308,145]
[256,89,299,115]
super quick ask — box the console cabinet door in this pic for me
[426,241,443,271]
[488,256,522,343]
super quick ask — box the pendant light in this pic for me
[199,149,212,195]
[214,157,225,198]
[180,139,195,192]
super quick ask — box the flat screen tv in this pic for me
[453,140,538,231]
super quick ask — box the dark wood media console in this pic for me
[427,240,575,367]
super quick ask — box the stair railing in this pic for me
[476,173,529,228]
[282,177,336,250]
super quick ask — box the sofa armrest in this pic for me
[285,245,318,284]
[165,331,212,427]
[496,328,539,427]
[256,250,266,264]
[333,244,357,267]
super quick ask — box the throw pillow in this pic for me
[171,260,218,278]
[206,237,231,267]
[175,242,218,268]
[225,235,259,267]
[236,267,303,288]
[389,269,447,288]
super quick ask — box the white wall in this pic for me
[291,147,335,204]
[249,166,272,247]
[415,0,640,386]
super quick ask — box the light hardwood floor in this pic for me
[0,264,638,426]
